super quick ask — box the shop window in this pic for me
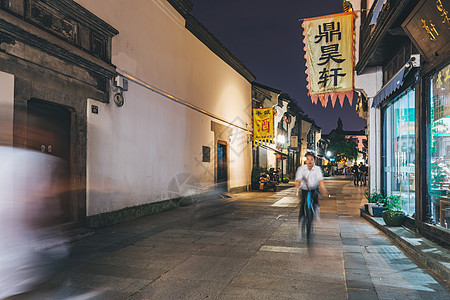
[383,88,415,216]
[428,63,450,229]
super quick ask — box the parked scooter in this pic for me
[259,171,277,192]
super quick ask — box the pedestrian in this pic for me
[359,162,368,186]
[295,152,329,223]
[351,163,359,186]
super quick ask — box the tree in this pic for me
[327,133,359,163]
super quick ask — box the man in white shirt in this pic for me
[295,152,329,221]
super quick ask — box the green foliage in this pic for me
[321,165,331,177]
[385,195,405,212]
[364,190,385,204]
[251,166,267,183]
[283,178,290,183]
[327,133,359,162]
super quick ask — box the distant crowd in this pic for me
[351,162,368,186]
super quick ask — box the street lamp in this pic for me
[326,151,332,158]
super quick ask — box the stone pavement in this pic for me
[14,180,449,299]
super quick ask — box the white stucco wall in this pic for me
[300,120,312,161]
[76,0,252,215]
[274,101,288,144]
[0,71,14,146]
[349,0,383,192]
[354,66,383,192]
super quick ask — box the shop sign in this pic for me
[302,12,355,107]
[253,107,274,145]
[431,63,450,121]
[290,136,299,148]
[402,0,450,63]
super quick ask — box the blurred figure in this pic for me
[359,162,368,186]
[295,152,329,224]
[351,163,359,186]
[0,134,69,298]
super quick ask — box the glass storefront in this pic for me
[383,88,416,216]
[428,63,450,229]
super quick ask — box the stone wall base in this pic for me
[229,185,249,194]
[86,186,249,228]
[86,199,179,228]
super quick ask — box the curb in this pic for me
[360,209,450,283]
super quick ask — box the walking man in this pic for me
[359,162,368,186]
[351,163,359,186]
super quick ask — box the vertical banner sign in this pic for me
[302,12,355,107]
[253,108,274,145]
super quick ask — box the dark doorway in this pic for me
[217,141,228,191]
[27,99,71,222]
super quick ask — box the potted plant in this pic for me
[382,195,406,226]
[372,197,387,217]
[364,190,385,216]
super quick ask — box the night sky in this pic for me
[191,0,367,134]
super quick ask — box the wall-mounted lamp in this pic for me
[113,75,128,107]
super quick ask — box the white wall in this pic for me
[354,66,383,192]
[0,71,14,146]
[274,101,288,144]
[369,98,382,190]
[300,120,312,161]
[77,0,252,215]
[349,0,384,192]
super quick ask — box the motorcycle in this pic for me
[259,171,277,192]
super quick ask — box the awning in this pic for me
[372,61,411,108]
[370,0,387,25]
[259,145,288,157]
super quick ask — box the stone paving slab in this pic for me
[12,180,450,299]
[361,211,450,282]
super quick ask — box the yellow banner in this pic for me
[303,12,355,107]
[253,108,274,145]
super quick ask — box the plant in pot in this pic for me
[382,195,406,226]
[364,190,385,216]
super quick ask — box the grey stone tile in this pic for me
[163,255,248,282]
[218,285,345,300]
[346,275,375,291]
[129,278,227,300]
[347,288,379,300]
[229,273,346,295]
[71,263,165,281]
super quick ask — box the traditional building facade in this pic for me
[349,0,449,244]
[1,0,255,227]
[251,82,323,179]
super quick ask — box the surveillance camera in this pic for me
[410,54,420,67]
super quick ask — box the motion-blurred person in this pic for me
[295,153,329,223]
[0,125,69,298]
